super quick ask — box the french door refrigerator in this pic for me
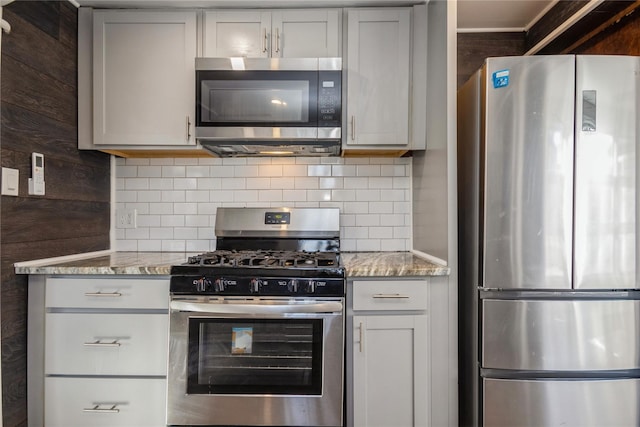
[458,55,640,427]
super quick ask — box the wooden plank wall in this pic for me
[0,2,111,425]
[457,32,526,88]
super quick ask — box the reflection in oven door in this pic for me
[167,297,344,427]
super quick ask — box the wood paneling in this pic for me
[457,32,526,88]
[0,2,111,425]
[526,0,590,51]
[573,5,640,54]
[537,1,638,54]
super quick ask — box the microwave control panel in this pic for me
[318,70,342,127]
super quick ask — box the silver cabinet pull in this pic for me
[372,293,410,299]
[186,115,191,142]
[359,322,364,353]
[84,291,122,297]
[262,28,268,53]
[83,404,120,413]
[275,27,280,53]
[351,116,356,141]
[83,340,121,347]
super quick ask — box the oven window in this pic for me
[187,318,323,395]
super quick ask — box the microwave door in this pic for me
[197,70,318,129]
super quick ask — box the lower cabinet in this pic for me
[349,279,430,427]
[28,275,170,427]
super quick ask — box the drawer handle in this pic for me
[372,293,410,299]
[83,404,120,413]
[84,291,122,297]
[84,340,121,347]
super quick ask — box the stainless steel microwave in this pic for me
[195,57,342,157]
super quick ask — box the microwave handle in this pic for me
[170,300,343,315]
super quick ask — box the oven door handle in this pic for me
[170,300,343,315]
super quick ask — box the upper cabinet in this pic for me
[90,10,197,148]
[203,9,341,58]
[344,8,412,151]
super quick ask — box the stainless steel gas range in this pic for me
[167,207,345,427]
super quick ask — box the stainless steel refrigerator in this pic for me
[458,55,640,427]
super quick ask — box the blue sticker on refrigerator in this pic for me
[492,69,510,88]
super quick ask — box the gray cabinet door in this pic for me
[482,56,575,289]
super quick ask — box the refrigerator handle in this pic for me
[582,90,597,132]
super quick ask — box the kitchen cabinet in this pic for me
[88,10,197,148]
[203,9,341,58]
[27,275,170,427]
[344,8,412,151]
[348,279,429,427]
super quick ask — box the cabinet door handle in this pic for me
[351,116,356,141]
[372,293,410,299]
[275,27,280,53]
[186,115,191,142]
[84,291,122,297]
[359,322,364,353]
[262,28,268,53]
[83,340,121,347]
[83,404,120,413]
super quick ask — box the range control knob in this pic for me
[250,279,262,293]
[194,277,211,293]
[306,280,317,294]
[287,279,298,293]
[214,278,225,292]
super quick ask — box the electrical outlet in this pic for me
[116,208,137,229]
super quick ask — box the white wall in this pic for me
[114,156,412,252]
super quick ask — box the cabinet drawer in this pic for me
[45,313,168,376]
[46,277,169,309]
[45,377,166,427]
[352,280,428,311]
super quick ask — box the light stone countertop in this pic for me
[14,251,449,278]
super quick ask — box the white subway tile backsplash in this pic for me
[186,190,210,203]
[115,157,413,251]
[308,165,332,177]
[259,164,283,177]
[247,178,272,190]
[149,178,174,190]
[186,166,211,177]
[174,203,198,215]
[161,191,186,203]
[138,240,162,251]
[125,178,149,190]
[137,166,162,177]
[174,178,198,190]
[162,166,186,177]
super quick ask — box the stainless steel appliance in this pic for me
[167,207,345,427]
[457,55,640,426]
[195,57,342,157]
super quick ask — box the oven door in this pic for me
[167,296,344,427]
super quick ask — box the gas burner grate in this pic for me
[186,250,340,269]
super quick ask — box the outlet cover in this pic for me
[1,167,19,196]
[116,208,137,229]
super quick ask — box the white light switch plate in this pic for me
[1,167,19,196]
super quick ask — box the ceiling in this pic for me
[457,0,556,32]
